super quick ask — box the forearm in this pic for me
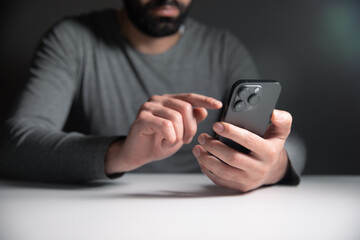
[0,117,118,183]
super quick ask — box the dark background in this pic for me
[1,0,359,174]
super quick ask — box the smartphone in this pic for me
[218,80,281,153]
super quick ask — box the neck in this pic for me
[117,10,182,55]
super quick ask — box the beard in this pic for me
[123,0,191,37]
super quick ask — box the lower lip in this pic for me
[151,6,180,17]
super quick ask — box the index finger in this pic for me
[213,122,270,159]
[166,93,223,109]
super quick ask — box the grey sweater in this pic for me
[0,9,304,182]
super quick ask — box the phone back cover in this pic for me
[219,80,281,152]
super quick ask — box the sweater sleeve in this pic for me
[223,31,306,184]
[0,19,117,183]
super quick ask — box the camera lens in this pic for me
[248,94,260,106]
[238,88,251,100]
[233,100,246,112]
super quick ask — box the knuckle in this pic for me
[205,96,213,105]
[181,102,193,113]
[149,95,160,102]
[137,111,148,121]
[228,152,241,166]
[267,146,278,161]
[161,120,173,130]
[171,112,183,124]
[185,93,194,100]
[141,102,152,110]
[245,133,257,148]
[235,154,246,167]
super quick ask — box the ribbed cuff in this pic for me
[277,158,300,185]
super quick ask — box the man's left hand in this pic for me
[192,109,292,192]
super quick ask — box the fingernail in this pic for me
[213,122,224,133]
[193,147,200,157]
[198,134,206,145]
[210,99,222,107]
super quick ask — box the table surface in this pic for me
[0,174,359,240]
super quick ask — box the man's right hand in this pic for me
[105,93,222,174]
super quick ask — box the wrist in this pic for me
[105,138,133,175]
[265,149,289,185]
[277,151,301,185]
[278,149,290,180]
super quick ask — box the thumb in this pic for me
[193,107,208,123]
[264,109,292,140]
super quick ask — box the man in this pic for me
[0,0,303,191]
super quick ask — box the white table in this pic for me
[0,174,359,240]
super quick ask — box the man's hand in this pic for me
[192,109,292,192]
[105,93,222,174]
